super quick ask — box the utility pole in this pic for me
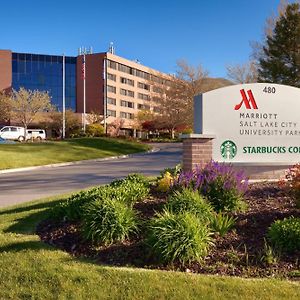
[62,54,66,139]
[83,53,86,133]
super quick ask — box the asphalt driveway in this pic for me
[0,143,182,208]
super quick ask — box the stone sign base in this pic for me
[181,134,291,181]
[181,134,215,171]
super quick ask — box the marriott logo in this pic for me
[234,89,258,110]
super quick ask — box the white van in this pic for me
[0,126,46,141]
[0,126,26,142]
[26,129,46,141]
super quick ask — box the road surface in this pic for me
[0,143,182,208]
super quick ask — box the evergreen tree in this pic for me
[258,3,300,87]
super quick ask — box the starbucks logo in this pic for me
[220,140,237,160]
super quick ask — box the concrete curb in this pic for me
[0,147,160,175]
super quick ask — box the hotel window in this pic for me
[118,63,134,75]
[138,93,150,101]
[136,70,150,80]
[120,111,134,119]
[120,100,134,108]
[138,82,150,91]
[107,97,116,105]
[107,85,116,94]
[107,60,117,70]
[107,73,116,81]
[107,109,116,117]
[151,75,164,85]
[153,106,161,113]
[120,77,134,86]
[120,88,134,97]
[138,104,150,110]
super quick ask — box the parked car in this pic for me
[0,126,46,141]
[0,136,15,144]
[26,129,46,141]
[0,126,26,142]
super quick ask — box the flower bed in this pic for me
[37,165,300,279]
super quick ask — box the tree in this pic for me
[86,110,104,124]
[226,61,258,84]
[10,88,52,139]
[47,109,81,138]
[107,118,125,137]
[149,60,209,138]
[0,91,12,122]
[258,3,300,87]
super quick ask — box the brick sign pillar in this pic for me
[181,134,216,171]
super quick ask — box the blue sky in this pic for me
[2,0,282,78]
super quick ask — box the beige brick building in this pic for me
[76,51,171,136]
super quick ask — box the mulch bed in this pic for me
[36,183,300,279]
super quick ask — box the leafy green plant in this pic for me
[156,164,182,192]
[51,174,150,221]
[50,186,105,220]
[209,213,236,237]
[166,188,213,223]
[110,173,149,187]
[82,197,138,245]
[110,174,150,206]
[161,164,182,178]
[258,238,280,266]
[147,210,213,264]
[268,217,300,253]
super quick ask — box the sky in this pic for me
[1,0,283,78]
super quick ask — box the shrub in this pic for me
[258,238,280,266]
[209,213,236,237]
[268,217,300,253]
[161,164,182,178]
[110,174,150,206]
[156,165,182,192]
[147,210,213,264]
[157,172,174,192]
[82,197,138,245]
[166,188,213,223]
[283,164,300,207]
[50,186,105,220]
[51,174,149,220]
[173,161,248,212]
[86,124,105,137]
[110,173,149,187]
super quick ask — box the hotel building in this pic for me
[0,48,170,134]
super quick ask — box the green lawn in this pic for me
[0,138,150,170]
[0,195,299,300]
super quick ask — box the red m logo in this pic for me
[234,89,258,110]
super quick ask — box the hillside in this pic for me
[201,77,233,93]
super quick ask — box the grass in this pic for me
[0,195,299,299]
[0,137,150,170]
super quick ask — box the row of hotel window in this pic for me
[107,60,172,86]
[107,108,160,119]
[107,85,151,101]
[107,73,163,93]
[107,110,134,119]
[107,98,152,110]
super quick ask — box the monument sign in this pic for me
[194,83,300,163]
